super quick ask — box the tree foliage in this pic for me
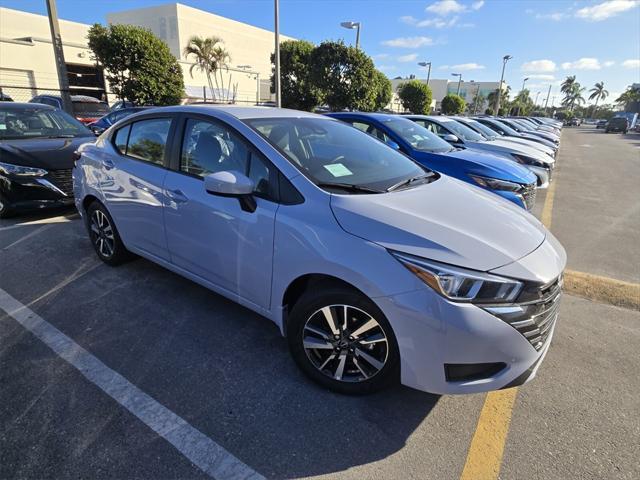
[271,40,322,110]
[440,94,466,115]
[88,24,184,105]
[183,35,232,101]
[397,80,433,114]
[372,69,393,111]
[309,41,379,111]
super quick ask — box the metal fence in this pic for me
[0,85,269,107]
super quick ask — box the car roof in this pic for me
[153,104,325,120]
[0,102,54,110]
[35,94,106,103]
[326,111,401,121]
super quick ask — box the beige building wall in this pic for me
[107,2,295,103]
[0,7,96,98]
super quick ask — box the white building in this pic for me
[0,4,294,104]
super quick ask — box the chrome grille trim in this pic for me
[47,169,73,196]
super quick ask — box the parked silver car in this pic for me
[73,105,565,395]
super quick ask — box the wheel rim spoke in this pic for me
[303,304,389,383]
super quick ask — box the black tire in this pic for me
[0,195,13,219]
[86,201,132,266]
[287,286,400,395]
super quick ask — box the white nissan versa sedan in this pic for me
[73,106,566,395]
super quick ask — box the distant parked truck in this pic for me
[611,112,638,130]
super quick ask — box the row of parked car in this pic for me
[1,101,566,396]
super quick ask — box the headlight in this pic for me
[390,251,523,303]
[511,153,547,168]
[0,161,48,177]
[469,174,523,192]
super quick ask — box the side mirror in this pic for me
[443,134,459,143]
[204,170,257,212]
[385,139,400,150]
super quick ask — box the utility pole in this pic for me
[495,55,512,115]
[46,0,72,114]
[473,84,481,114]
[535,91,540,106]
[544,84,552,109]
[274,0,281,107]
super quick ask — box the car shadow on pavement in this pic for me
[0,217,441,479]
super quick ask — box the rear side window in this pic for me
[113,124,131,154]
[126,118,172,166]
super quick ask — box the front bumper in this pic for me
[527,165,551,189]
[0,170,74,213]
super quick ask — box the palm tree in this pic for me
[588,82,609,116]
[487,85,510,113]
[562,86,586,110]
[561,75,577,95]
[212,45,231,101]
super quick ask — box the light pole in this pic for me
[473,83,481,114]
[495,54,512,116]
[451,73,462,95]
[544,84,552,110]
[418,61,431,86]
[340,21,361,49]
[46,0,72,114]
[535,91,541,106]
[274,0,281,107]
[521,77,529,92]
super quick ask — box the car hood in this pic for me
[498,136,555,157]
[0,136,94,170]
[422,148,537,184]
[331,175,546,271]
[475,138,554,165]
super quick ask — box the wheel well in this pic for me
[82,195,100,212]
[282,274,363,317]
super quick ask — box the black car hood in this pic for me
[0,136,95,170]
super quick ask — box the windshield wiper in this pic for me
[386,173,435,192]
[46,134,76,138]
[316,182,384,194]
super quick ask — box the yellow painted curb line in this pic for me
[564,270,640,311]
[460,388,518,480]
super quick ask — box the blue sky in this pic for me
[3,0,639,105]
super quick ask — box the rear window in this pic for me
[115,118,172,166]
[73,101,110,115]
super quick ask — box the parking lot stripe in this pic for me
[0,213,78,232]
[2,224,55,250]
[540,175,557,229]
[0,288,265,480]
[459,388,518,480]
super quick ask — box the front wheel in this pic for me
[288,287,400,395]
[87,201,132,266]
[0,195,13,219]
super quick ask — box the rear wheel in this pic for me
[87,201,132,266]
[288,286,400,395]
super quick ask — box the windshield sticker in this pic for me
[0,124,6,130]
[323,163,353,177]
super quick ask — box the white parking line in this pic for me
[2,224,55,250]
[0,288,264,480]
[0,214,79,232]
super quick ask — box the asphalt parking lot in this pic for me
[1,126,639,480]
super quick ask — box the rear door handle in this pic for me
[167,188,188,204]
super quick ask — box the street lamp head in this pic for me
[524,77,530,81]
[418,61,430,67]
[452,73,461,77]
[340,21,359,29]
[503,55,513,61]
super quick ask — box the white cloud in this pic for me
[527,74,556,80]
[400,15,418,25]
[536,12,567,21]
[381,36,434,48]
[521,59,557,72]
[603,60,615,67]
[373,53,390,59]
[471,1,485,10]
[622,59,640,68]
[439,63,485,71]
[561,58,602,70]
[575,0,639,21]
[398,53,419,62]
[426,0,466,16]
[416,16,459,28]
[377,65,397,72]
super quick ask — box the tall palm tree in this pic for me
[183,36,229,101]
[588,81,609,116]
[212,45,231,101]
[562,86,586,110]
[561,75,577,95]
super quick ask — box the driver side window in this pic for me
[350,121,390,143]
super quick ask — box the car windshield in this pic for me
[486,119,519,136]
[382,118,453,153]
[245,117,430,193]
[459,119,498,139]
[0,107,92,140]
[510,119,534,131]
[438,118,485,142]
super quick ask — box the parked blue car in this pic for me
[325,113,537,210]
[87,107,151,135]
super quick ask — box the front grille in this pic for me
[485,275,563,351]
[521,184,537,210]
[47,169,73,196]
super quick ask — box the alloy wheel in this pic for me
[303,304,389,383]
[90,209,115,258]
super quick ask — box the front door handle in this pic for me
[167,188,188,204]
